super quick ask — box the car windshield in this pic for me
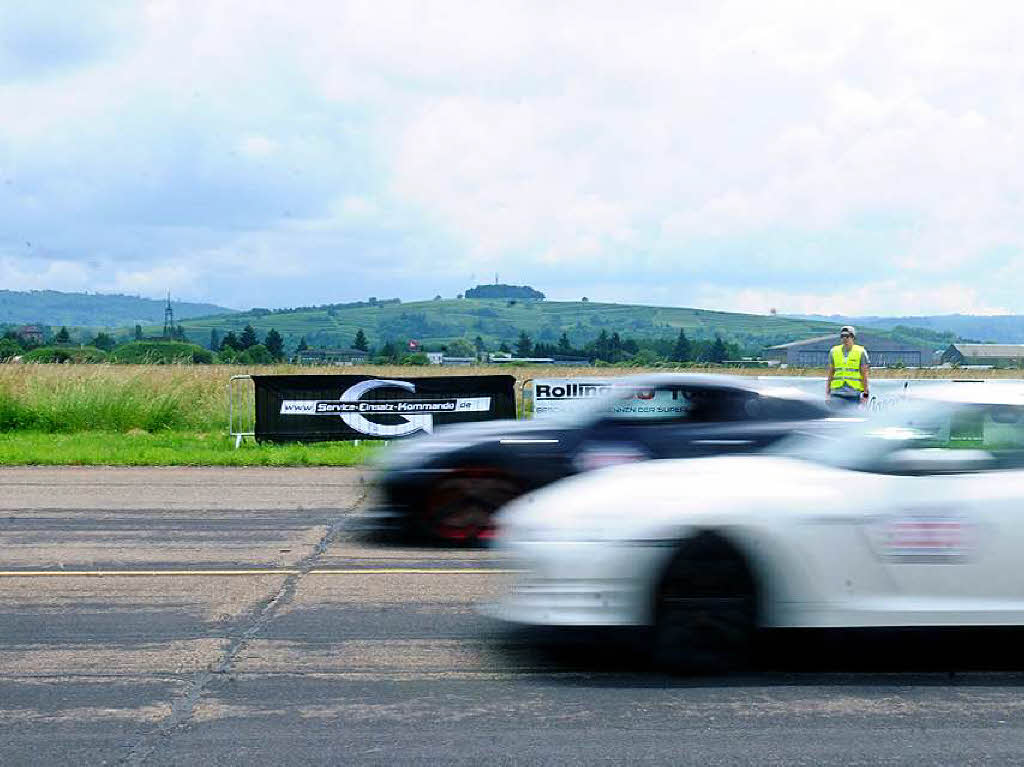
[776,398,1024,472]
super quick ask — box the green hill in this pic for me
[791,313,1024,344]
[0,290,235,327]
[166,298,865,354]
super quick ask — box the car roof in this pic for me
[907,382,1024,406]
[608,373,820,403]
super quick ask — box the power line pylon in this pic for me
[163,292,174,339]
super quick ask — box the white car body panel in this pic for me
[493,449,1024,630]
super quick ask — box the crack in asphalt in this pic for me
[117,490,368,767]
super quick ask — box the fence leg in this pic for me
[235,434,243,449]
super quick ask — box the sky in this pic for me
[2,1,1024,315]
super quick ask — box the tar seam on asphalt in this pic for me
[116,491,368,767]
[0,568,512,576]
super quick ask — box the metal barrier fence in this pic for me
[228,375,255,447]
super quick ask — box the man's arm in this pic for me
[825,359,834,397]
[860,358,870,399]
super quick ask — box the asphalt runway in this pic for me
[4,467,1024,766]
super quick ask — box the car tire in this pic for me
[419,470,521,546]
[653,534,757,674]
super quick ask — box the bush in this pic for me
[109,341,211,364]
[21,346,108,363]
[399,353,430,366]
[238,344,273,364]
[0,338,22,361]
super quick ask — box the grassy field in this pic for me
[1,363,1021,465]
[0,431,378,466]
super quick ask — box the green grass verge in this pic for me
[0,431,381,466]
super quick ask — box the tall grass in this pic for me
[0,362,1019,435]
[0,366,226,433]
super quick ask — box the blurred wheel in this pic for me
[420,470,521,545]
[653,536,756,674]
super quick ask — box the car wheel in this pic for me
[420,470,521,545]
[653,535,757,674]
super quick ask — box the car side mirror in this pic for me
[881,448,995,475]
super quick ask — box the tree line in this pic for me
[2,321,742,366]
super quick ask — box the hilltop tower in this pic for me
[162,292,174,339]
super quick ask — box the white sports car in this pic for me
[491,384,1024,672]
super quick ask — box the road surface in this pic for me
[2,467,1024,766]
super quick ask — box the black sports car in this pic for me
[368,374,835,544]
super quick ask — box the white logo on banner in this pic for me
[279,379,492,438]
[338,379,432,437]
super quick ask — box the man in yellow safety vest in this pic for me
[826,325,870,409]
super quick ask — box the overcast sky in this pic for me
[3,1,1023,314]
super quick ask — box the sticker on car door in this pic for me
[866,512,979,562]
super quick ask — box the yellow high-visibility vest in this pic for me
[829,344,865,391]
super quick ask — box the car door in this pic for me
[576,385,773,469]
[866,404,1024,625]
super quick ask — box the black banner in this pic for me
[252,374,517,442]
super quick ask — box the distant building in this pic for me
[441,356,477,366]
[16,325,44,345]
[487,352,590,366]
[763,333,935,368]
[294,348,369,365]
[425,351,444,365]
[941,343,1024,367]
[489,354,555,364]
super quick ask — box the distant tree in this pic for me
[515,331,533,357]
[590,329,611,361]
[378,340,397,361]
[474,335,486,353]
[264,328,284,360]
[581,297,589,303]
[92,332,116,352]
[710,336,728,363]
[499,341,511,353]
[134,324,143,341]
[672,328,692,362]
[0,338,21,360]
[296,336,309,352]
[220,331,240,352]
[238,324,258,350]
[239,344,273,364]
[446,338,475,357]
[433,295,442,301]
[209,328,221,351]
[173,324,187,342]
[464,284,545,300]
[55,326,70,344]
[558,332,572,353]
[353,329,369,351]
[610,332,623,361]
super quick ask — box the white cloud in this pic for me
[238,135,277,159]
[2,1,1024,315]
